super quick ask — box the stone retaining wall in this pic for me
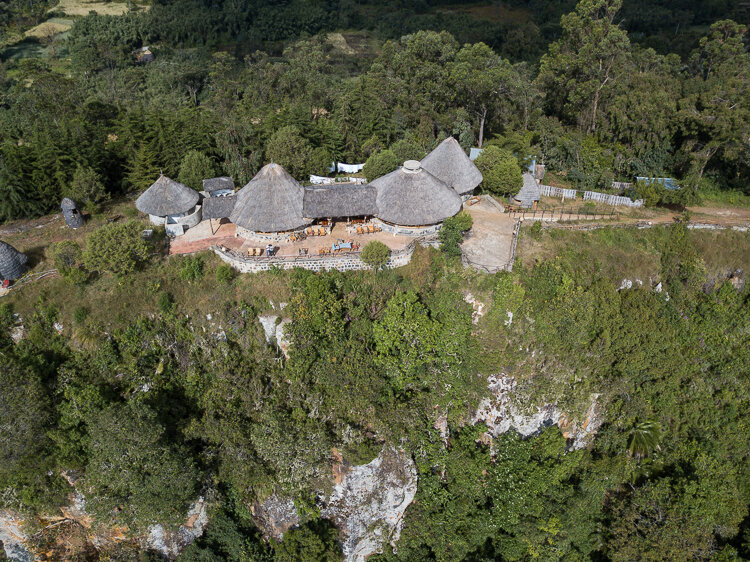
[373,218,443,237]
[214,242,415,273]
[235,226,307,243]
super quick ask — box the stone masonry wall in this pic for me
[373,218,443,237]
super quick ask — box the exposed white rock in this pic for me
[251,495,300,539]
[463,292,486,325]
[654,282,662,293]
[434,412,449,444]
[10,325,24,343]
[320,446,417,562]
[0,511,33,562]
[472,374,601,450]
[279,302,288,310]
[618,279,633,290]
[276,319,292,359]
[258,314,279,343]
[146,497,209,559]
[505,311,513,326]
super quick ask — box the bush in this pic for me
[73,307,89,325]
[157,291,175,315]
[475,146,523,196]
[529,220,543,240]
[216,264,234,284]
[179,255,204,282]
[362,150,399,182]
[66,164,109,214]
[48,240,88,285]
[361,241,390,270]
[178,150,218,191]
[439,211,473,257]
[389,139,423,162]
[83,221,150,276]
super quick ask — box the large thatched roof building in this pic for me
[371,160,462,226]
[230,163,312,233]
[420,137,483,197]
[0,241,28,282]
[136,175,199,218]
[303,185,377,219]
[513,172,541,209]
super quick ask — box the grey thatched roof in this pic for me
[514,173,541,208]
[0,241,28,281]
[136,175,199,217]
[303,185,377,219]
[230,163,312,232]
[203,176,235,193]
[202,195,236,220]
[420,136,483,195]
[371,160,462,226]
[61,197,78,210]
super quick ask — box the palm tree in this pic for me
[627,419,662,459]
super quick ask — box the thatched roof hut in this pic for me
[136,175,199,217]
[202,195,236,220]
[61,197,84,228]
[420,137,483,196]
[371,160,462,226]
[203,176,235,193]
[0,241,28,282]
[514,172,541,208]
[230,163,311,232]
[303,185,377,219]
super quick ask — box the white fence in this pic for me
[583,191,643,207]
[540,184,577,199]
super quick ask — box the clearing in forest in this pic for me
[52,0,149,17]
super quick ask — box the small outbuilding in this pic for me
[230,163,312,240]
[302,184,377,220]
[136,175,201,233]
[420,137,483,198]
[61,197,84,229]
[203,176,235,196]
[513,172,541,209]
[370,160,462,234]
[0,241,28,283]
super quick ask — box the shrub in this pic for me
[83,221,150,276]
[475,146,523,196]
[216,264,234,284]
[158,291,175,315]
[439,211,473,257]
[48,240,88,285]
[389,139,423,162]
[179,255,204,282]
[362,150,399,182]
[361,241,390,270]
[73,307,89,325]
[178,150,218,191]
[529,220,543,240]
[66,164,109,213]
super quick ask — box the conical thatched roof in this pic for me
[514,172,540,208]
[0,241,28,281]
[61,197,78,210]
[230,163,312,232]
[371,160,462,226]
[420,137,483,195]
[135,175,199,217]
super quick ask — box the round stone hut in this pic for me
[513,172,541,210]
[0,240,28,283]
[420,136,483,200]
[230,163,312,242]
[135,175,201,235]
[61,197,84,229]
[370,160,462,235]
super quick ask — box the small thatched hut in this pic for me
[61,197,84,229]
[0,241,28,282]
[302,185,377,220]
[513,172,541,209]
[371,160,462,229]
[420,137,483,197]
[231,163,311,237]
[136,175,200,227]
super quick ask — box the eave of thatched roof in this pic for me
[135,175,199,217]
[230,163,312,232]
[371,161,462,226]
[514,172,540,207]
[302,184,377,219]
[0,240,28,281]
[420,136,483,195]
[202,195,236,220]
[203,176,235,192]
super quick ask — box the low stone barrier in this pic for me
[213,239,417,273]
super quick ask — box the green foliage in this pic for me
[475,145,523,196]
[83,401,200,531]
[158,291,175,315]
[179,255,205,283]
[362,150,399,182]
[266,125,317,180]
[67,164,110,213]
[273,519,340,561]
[83,220,150,276]
[178,150,218,191]
[215,264,235,284]
[388,139,423,162]
[627,419,661,458]
[360,240,390,270]
[48,240,88,285]
[438,210,473,257]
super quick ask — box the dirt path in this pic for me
[461,197,517,273]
